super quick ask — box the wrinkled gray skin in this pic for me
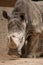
[2,0,43,58]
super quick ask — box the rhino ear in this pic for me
[20,13,25,21]
[2,10,10,20]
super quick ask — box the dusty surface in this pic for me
[0,54,43,65]
[0,58,43,65]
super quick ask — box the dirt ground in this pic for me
[0,54,43,65]
[0,56,43,65]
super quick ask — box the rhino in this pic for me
[2,0,43,58]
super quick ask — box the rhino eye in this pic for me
[20,13,25,20]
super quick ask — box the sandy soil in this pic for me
[0,54,43,65]
[0,58,43,65]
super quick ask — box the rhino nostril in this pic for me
[12,35,15,37]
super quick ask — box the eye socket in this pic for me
[20,13,25,20]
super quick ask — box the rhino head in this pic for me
[2,10,27,55]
